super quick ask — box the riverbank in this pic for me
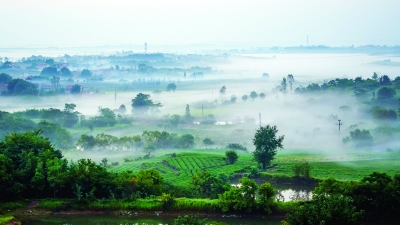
[2,198,294,220]
[0,216,21,225]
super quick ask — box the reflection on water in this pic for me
[276,189,312,202]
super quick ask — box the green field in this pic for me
[106,148,400,184]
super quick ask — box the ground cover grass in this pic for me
[109,148,400,184]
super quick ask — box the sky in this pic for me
[1,0,400,48]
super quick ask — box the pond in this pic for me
[18,214,282,225]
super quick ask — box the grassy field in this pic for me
[106,148,400,184]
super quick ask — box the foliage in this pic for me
[166,83,176,92]
[200,114,215,124]
[80,69,92,77]
[76,134,96,151]
[136,169,163,197]
[370,106,397,120]
[285,194,363,225]
[218,177,257,212]
[7,78,38,95]
[70,84,81,94]
[60,67,72,76]
[40,66,58,76]
[202,137,214,145]
[230,94,237,103]
[0,73,12,84]
[377,86,396,100]
[343,128,373,147]
[192,170,230,199]
[291,161,312,178]
[37,120,73,149]
[242,94,248,102]
[250,91,258,100]
[226,143,247,151]
[225,150,238,164]
[131,93,162,114]
[258,182,275,213]
[259,92,265,100]
[173,215,208,225]
[252,125,284,169]
[184,104,193,124]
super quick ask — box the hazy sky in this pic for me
[1,0,399,48]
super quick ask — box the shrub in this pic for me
[292,161,312,178]
[226,143,247,151]
[225,150,238,164]
[203,137,214,145]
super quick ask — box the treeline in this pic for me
[76,130,195,153]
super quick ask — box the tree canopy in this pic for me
[252,125,284,169]
[0,73,12,84]
[131,93,162,114]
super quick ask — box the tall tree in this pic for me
[252,125,284,169]
[167,83,176,92]
[281,78,287,94]
[287,74,295,93]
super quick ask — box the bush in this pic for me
[226,143,247,151]
[292,161,312,178]
[225,150,238,164]
[285,194,363,225]
[202,137,214,145]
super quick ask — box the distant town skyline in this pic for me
[1,0,399,48]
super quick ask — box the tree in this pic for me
[258,182,275,213]
[372,72,379,81]
[203,137,214,145]
[218,177,258,212]
[285,194,363,225]
[349,129,373,146]
[70,84,81,94]
[379,75,391,85]
[184,104,193,124]
[177,134,194,148]
[118,104,126,114]
[242,94,248,102]
[136,169,163,197]
[252,125,284,169]
[50,76,60,91]
[131,93,162,115]
[281,77,287,93]
[219,85,226,102]
[192,170,229,199]
[225,150,238,164]
[80,69,92,77]
[259,93,265,100]
[0,73,12,84]
[60,67,72,77]
[166,83,176,92]
[377,87,395,100]
[230,94,237,103]
[40,67,58,77]
[250,91,258,101]
[7,78,38,95]
[76,134,96,151]
[63,103,79,128]
[287,74,295,92]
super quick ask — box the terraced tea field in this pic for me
[110,152,255,185]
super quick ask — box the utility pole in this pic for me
[202,105,204,119]
[144,42,147,54]
[336,119,343,137]
[259,112,261,127]
[307,35,309,47]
